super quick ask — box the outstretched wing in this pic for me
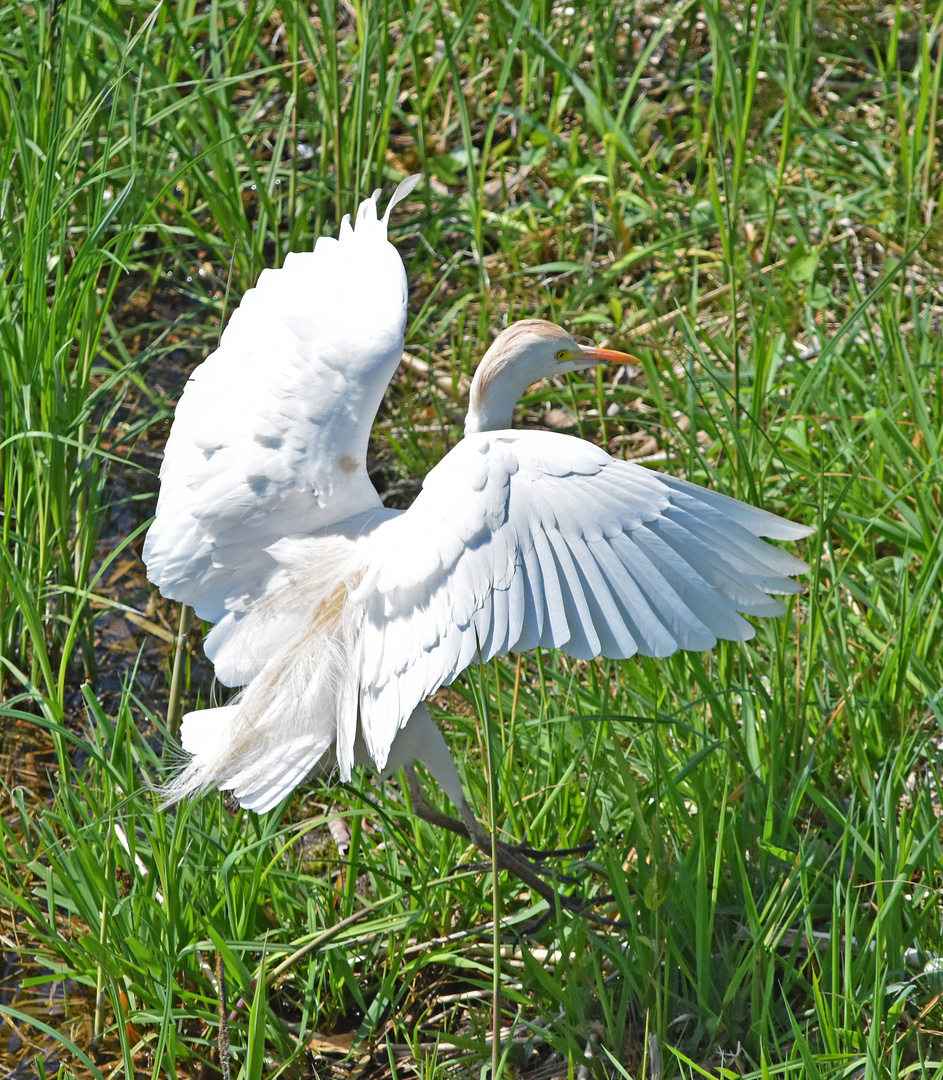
[353,430,813,768]
[144,176,419,626]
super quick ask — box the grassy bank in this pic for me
[1,0,942,1076]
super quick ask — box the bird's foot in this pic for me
[511,837,596,861]
[461,836,590,887]
[456,805,623,928]
[403,764,624,927]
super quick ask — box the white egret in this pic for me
[145,176,812,909]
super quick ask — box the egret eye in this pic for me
[555,349,570,362]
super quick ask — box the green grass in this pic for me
[1,0,943,1076]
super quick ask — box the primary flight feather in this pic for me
[145,178,811,884]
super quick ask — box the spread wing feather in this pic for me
[353,430,812,768]
[144,176,419,631]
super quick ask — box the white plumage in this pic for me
[144,177,415,629]
[146,176,812,869]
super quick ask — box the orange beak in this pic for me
[576,344,642,365]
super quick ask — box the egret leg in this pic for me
[437,780,624,926]
[402,763,469,840]
[391,709,619,923]
[403,764,592,861]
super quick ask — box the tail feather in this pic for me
[162,538,366,812]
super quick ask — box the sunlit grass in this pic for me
[1,0,942,1076]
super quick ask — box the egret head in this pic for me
[465,319,638,434]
